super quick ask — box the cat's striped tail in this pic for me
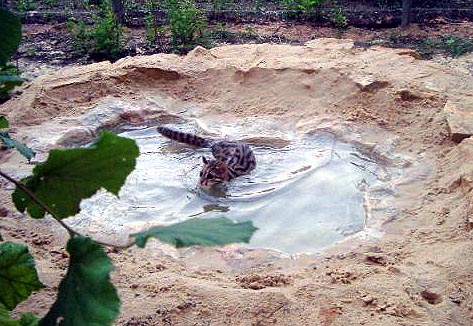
[157,126,210,148]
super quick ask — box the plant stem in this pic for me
[0,169,76,237]
[0,169,135,248]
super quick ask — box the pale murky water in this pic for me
[71,121,398,254]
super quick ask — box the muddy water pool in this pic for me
[67,119,401,254]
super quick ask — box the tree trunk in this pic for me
[111,0,125,24]
[401,0,413,27]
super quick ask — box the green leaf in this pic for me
[0,132,36,161]
[0,76,24,100]
[0,242,44,311]
[132,217,257,248]
[0,75,24,85]
[0,9,22,67]
[0,116,8,129]
[39,237,120,326]
[19,313,39,326]
[12,131,139,219]
[0,303,20,326]
[0,303,15,326]
[0,75,24,97]
[0,308,39,326]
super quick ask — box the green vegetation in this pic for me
[282,0,327,20]
[92,1,124,59]
[67,0,124,60]
[0,65,23,103]
[0,117,36,162]
[331,5,347,29]
[0,9,32,157]
[0,129,256,325]
[14,0,37,12]
[14,0,62,11]
[166,0,209,52]
[377,31,473,58]
[144,0,160,46]
[357,32,473,59]
[12,131,138,219]
[331,4,347,38]
[0,130,35,161]
[211,0,236,18]
[0,242,44,311]
[0,116,7,128]
[66,19,93,55]
[0,8,24,102]
[67,0,210,55]
[39,237,120,326]
[141,0,211,52]
[0,242,42,325]
[143,0,168,51]
[41,0,59,6]
[211,0,236,12]
[133,217,257,248]
[419,35,473,58]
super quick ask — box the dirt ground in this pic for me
[1,37,473,325]
[15,21,473,79]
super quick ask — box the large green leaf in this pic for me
[0,75,24,98]
[39,237,120,326]
[0,75,24,85]
[19,313,39,326]
[0,116,8,129]
[0,9,22,66]
[132,217,257,248]
[0,303,17,326]
[0,132,36,161]
[0,242,44,311]
[0,304,39,326]
[12,131,139,219]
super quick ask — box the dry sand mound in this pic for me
[1,39,473,325]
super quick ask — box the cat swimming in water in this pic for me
[157,126,256,187]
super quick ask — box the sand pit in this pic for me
[1,39,473,325]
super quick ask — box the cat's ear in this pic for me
[202,156,208,164]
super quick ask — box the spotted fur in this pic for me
[157,126,256,186]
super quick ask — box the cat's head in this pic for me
[199,157,229,187]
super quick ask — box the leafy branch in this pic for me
[0,129,257,325]
[0,169,75,237]
[0,167,136,249]
[1,130,139,246]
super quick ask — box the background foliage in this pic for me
[67,0,124,60]
[0,8,23,102]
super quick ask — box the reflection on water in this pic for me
[69,123,397,254]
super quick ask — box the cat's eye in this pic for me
[199,171,203,177]
[207,174,214,179]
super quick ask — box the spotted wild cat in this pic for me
[157,126,256,187]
